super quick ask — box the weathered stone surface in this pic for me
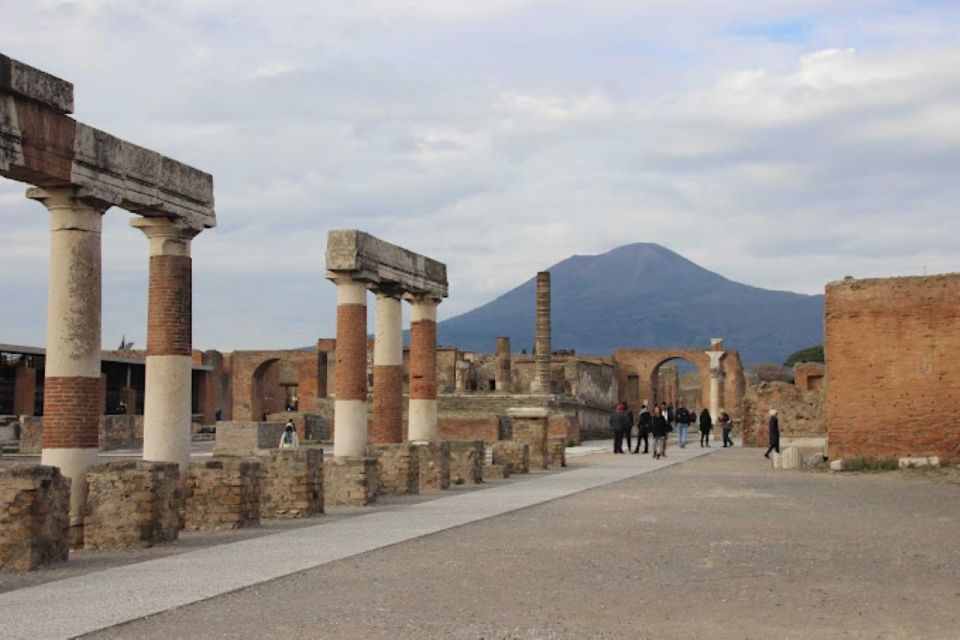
[492,441,529,475]
[413,441,451,492]
[184,459,260,531]
[779,447,803,471]
[324,457,378,507]
[257,448,324,519]
[509,408,548,470]
[99,415,144,451]
[18,416,42,454]
[448,440,484,485]
[547,438,567,469]
[898,457,941,469]
[482,464,510,481]
[83,461,181,550]
[0,53,73,113]
[325,230,448,298]
[266,412,328,441]
[743,381,824,447]
[369,443,417,496]
[0,464,70,572]
[213,421,285,457]
[829,459,845,472]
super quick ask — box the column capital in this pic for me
[27,186,110,227]
[130,216,200,257]
[372,284,405,299]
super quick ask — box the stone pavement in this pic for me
[0,442,713,639]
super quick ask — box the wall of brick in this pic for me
[231,349,324,421]
[213,421,285,456]
[512,416,548,470]
[794,362,825,392]
[13,366,37,416]
[742,382,825,446]
[0,465,70,572]
[547,438,567,468]
[257,448,324,518]
[826,275,960,462]
[184,459,260,530]
[437,416,500,443]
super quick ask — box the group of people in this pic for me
[610,401,735,459]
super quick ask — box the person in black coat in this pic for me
[764,409,780,458]
[699,408,712,447]
[634,404,652,454]
[610,403,630,454]
[650,405,670,459]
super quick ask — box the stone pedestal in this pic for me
[412,441,450,492]
[547,438,567,468]
[508,408,549,470]
[257,448,324,518]
[780,447,803,470]
[492,442,529,475]
[448,440,484,485]
[184,459,260,530]
[83,461,181,550]
[18,416,43,455]
[482,464,510,481]
[0,465,70,572]
[213,421,285,456]
[324,457,378,506]
[369,443,418,496]
[99,415,144,451]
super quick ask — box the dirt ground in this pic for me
[86,449,960,639]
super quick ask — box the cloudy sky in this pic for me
[1,0,958,351]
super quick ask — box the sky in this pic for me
[1,0,959,351]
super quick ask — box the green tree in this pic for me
[783,345,824,367]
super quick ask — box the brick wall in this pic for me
[742,382,825,446]
[213,421,285,456]
[437,416,500,443]
[826,275,960,462]
[184,459,261,530]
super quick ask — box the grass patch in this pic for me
[842,458,899,472]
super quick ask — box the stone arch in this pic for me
[649,356,707,410]
[230,349,324,421]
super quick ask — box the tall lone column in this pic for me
[333,279,368,457]
[705,340,725,421]
[30,186,109,533]
[408,296,439,442]
[495,336,512,393]
[372,288,403,444]
[532,271,552,393]
[131,217,199,472]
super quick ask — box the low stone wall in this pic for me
[184,459,260,531]
[0,465,70,572]
[547,438,567,468]
[324,457,379,506]
[84,461,181,550]
[99,415,144,451]
[743,382,825,447]
[265,412,329,441]
[213,421,285,456]
[437,416,500,444]
[510,409,549,470]
[482,464,510,481]
[413,442,451,492]
[369,443,417,496]
[257,448,324,518]
[18,416,42,454]
[492,442,529,475]
[448,440,484,485]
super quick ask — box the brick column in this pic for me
[333,279,368,457]
[408,296,439,442]
[29,186,110,532]
[372,288,403,444]
[131,217,199,472]
[13,366,37,417]
[532,271,551,393]
[495,336,512,393]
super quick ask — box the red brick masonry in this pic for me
[42,377,100,449]
[147,255,192,356]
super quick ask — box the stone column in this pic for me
[131,217,199,472]
[30,186,110,532]
[532,271,551,393]
[408,296,439,442]
[13,366,37,417]
[371,288,403,444]
[705,348,725,420]
[495,336,512,393]
[333,279,368,457]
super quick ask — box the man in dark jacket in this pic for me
[634,404,652,454]
[610,403,630,453]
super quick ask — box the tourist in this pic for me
[675,403,691,448]
[699,408,712,447]
[720,409,734,447]
[651,405,670,459]
[279,420,299,449]
[610,402,630,454]
[623,401,634,453]
[634,403,652,454]
[764,409,780,458]
[666,402,674,425]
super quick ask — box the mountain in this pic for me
[437,243,824,364]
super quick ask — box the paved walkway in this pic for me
[0,442,713,639]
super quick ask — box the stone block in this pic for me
[778,447,803,470]
[257,448,324,519]
[413,441,451,493]
[448,440,484,485]
[508,408,549,470]
[83,461,181,550]
[184,459,260,531]
[99,415,144,451]
[18,416,42,455]
[771,452,783,469]
[482,464,510,481]
[324,457,378,507]
[492,441,529,475]
[0,464,70,572]
[369,443,417,496]
[829,459,845,472]
[213,421,285,457]
[437,416,500,444]
[898,457,941,469]
[547,438,567,468]
[325,229,448,298]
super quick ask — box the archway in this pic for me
[650,357,704,414]
[250,358,301,421]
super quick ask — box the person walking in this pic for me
[651,405,670,460]
[675,404,691,448]
[720,409,734,447]
[623,402,634,453]
[634,404,652,454]
[764,409,780,458]
[699,408,712,447]
[279,420,299,449]
[610,403,630,454]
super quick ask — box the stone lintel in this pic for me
[0,53,73,114]
[325,229,448,299]
[507,407,550,419]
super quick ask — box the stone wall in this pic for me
[324,457,378,507]
[0,465,70,572]
[213,421,285,456]
[83,461,181,550]
[742,382,825,447]
[492,442,529,475]
[794,362,825,392]
[266,412,328,442]
[547,438,567,468]
[257,448,324,518]
[413,441,451,492]
[826,275,960,462]
[448,440,484,485]
[99,415,144,451]
[18,416,42,454]
[370,443,417,495]
[548,414,580,445]
[510,410,548,470]
[184,459,260,530]
[437,416,500,444]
